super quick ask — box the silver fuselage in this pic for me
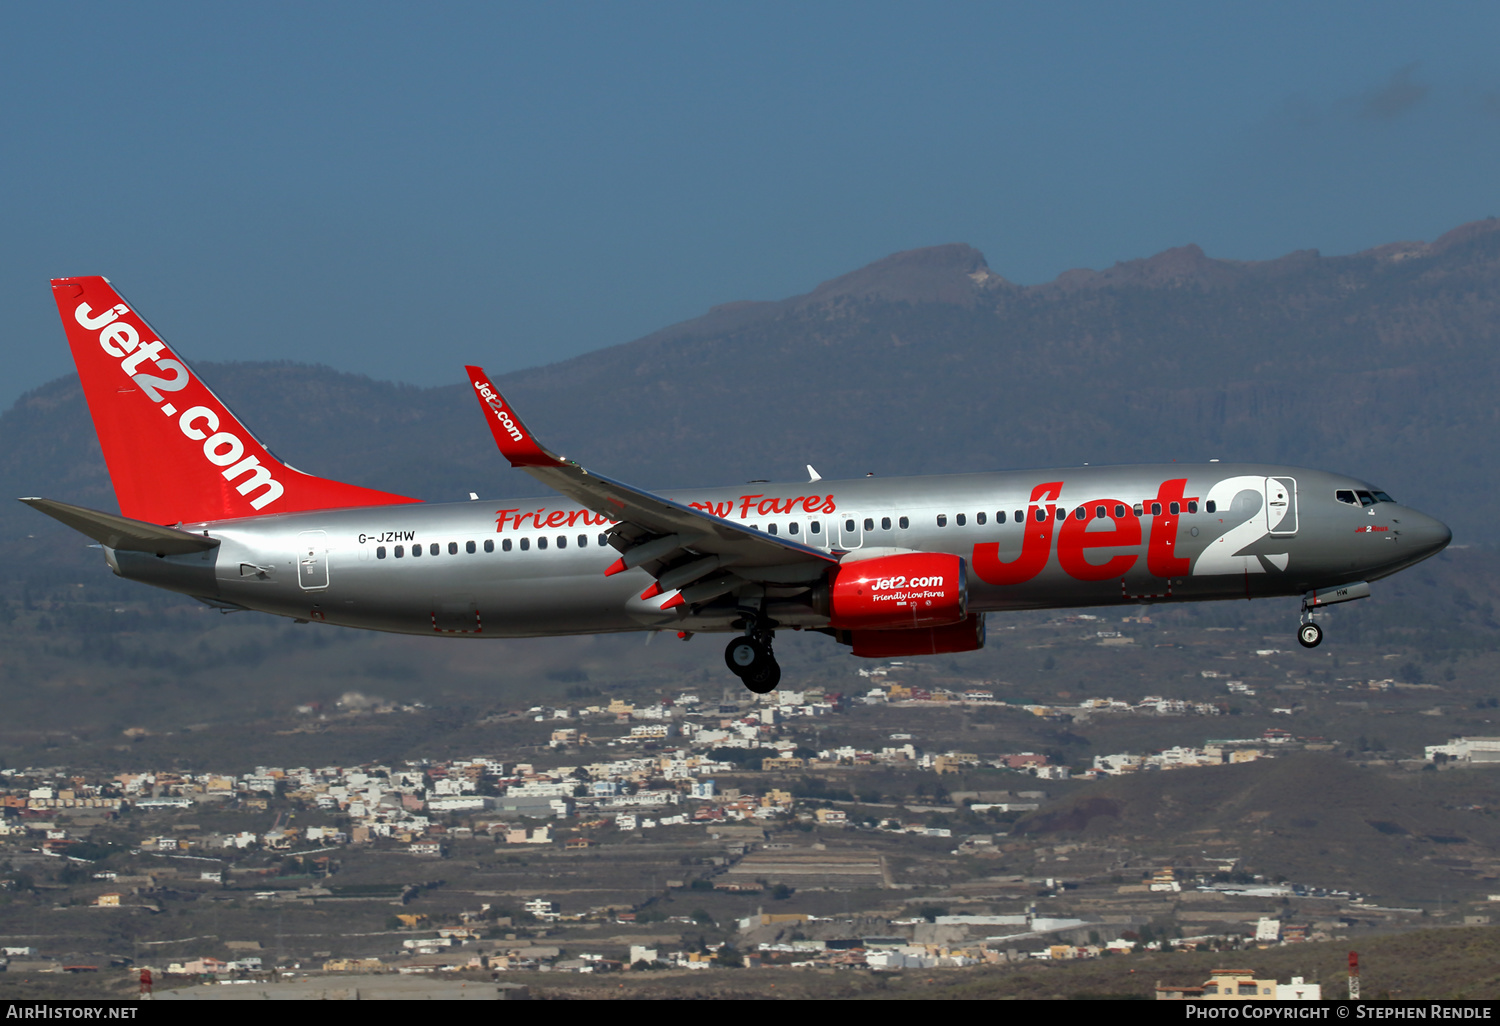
[108,464,1451,638]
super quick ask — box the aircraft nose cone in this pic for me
[1405,510,1452,557]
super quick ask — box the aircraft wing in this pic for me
[465,366,837,608]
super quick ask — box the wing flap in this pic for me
[464,367,839,585]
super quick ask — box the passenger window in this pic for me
[975,512,986,526]
[557,535,567,549]
[1034,508,1046,523]
[789,522,800,535]
[537,537,548,550]
[1151,502,1162,516]
[898,516,909,529]
[846,518,856,532]
[881,517,891,530]
[520,538,530,551]
[1015,510,1024,523]
[1074,507,1086,520]
[465,540,476,554]
[1205,500,1216,514]
[864,518,874,531]
[484,539,495,553]
[996,511,1006,524]
[1133,503,1144,517]
[810,521,821,534]
[501,539,512,552]
[1114,504,1126,518]
[578,534,587,547]
[411,544,422,558]
[1336,490,1358,506]
[598,534,607,546]
[448,542,459,555]
[394,545,404,558]
[429,543,439,556]
[1187,501,1198,514]
[377,546,387,559]
[1169,502,1180,515]
[937,515,948,527]
[1095,506,1106,519]
[1054,508,1065,521]
[956,514,966,526]
[768,523,778,535]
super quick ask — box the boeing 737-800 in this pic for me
[24,276,1452,693]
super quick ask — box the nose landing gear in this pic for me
[1297,595,1323,649]
[725,623,781,694]
[1296,582,1370,649]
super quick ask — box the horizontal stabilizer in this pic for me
[18,497,220,556]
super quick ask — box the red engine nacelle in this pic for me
[823,552,968,630]
[836,613,986,658]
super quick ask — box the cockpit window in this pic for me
[1336,489,1358,506]
[1355,490,1376,507]
[1372,490,1396,504]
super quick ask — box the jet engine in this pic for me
[819,552,968,630]
[831,613,986,657]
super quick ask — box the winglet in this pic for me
[464,366,565,469]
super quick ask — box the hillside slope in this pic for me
[6,218,1499,590]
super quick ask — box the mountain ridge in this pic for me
[6,217,1500,593]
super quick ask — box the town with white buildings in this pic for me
[1,659,1495,995]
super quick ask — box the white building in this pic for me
[1277,978,1321,1000]
[1426,737,1500,764]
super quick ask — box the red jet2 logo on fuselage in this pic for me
[972,479,1200,586]
[494,476,1263,586]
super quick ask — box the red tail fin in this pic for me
[52,277,419,524]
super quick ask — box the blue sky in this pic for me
[4,2,1498,409]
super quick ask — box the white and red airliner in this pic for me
[23,277,1452,692]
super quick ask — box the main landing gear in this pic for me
[725,623,781,694]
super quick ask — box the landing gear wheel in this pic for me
[725,630,782,693]
[725,636,767,675]
[743,660,781,694]
[1297,622,1323,649]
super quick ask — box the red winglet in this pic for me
[660,593,685,610]
[465,365,562,468]
[639,581,663,601]
[603,557,627,577]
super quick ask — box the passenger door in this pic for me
[1265,478,1298,537]
[297,530,329,590]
